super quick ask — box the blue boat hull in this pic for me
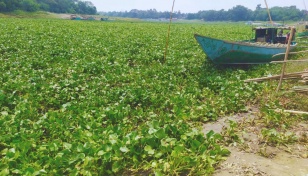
[194,34,296,64]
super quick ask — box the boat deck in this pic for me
[240,42,290,48]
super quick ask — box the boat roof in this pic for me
[252,26,292,30]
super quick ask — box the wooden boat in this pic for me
[194,27,297,64]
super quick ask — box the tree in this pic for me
[0,0,97,14]
[21,0,39,12]
[75,1,96,14]
[256,4,262,11]
[228,5,252,21]
[0,2,6,11]
[0,0,22,12]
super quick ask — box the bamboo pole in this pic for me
[292,46,308,48]
[164,0,176,63]
[297,36,308,39]
[293,89,308,93]
[264,0,273,25]
[271,59,308,63]
[276,27,295,92]
[274,109,308,115]
[244,71,308,82]
[272,50,308,58]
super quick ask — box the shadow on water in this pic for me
[212,63,256,70]
[201,59,261,73]
[198,59,265,92]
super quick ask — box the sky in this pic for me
[89,0,307,13]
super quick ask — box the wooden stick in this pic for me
[296,36,308,39]
[272,50,308,58]
[245,76,297,82]
[164,0,176,63]
[264,0,273,25]
[293,46,308,48]
[271,59,308,63]
[293,86,308,89]
[275,109,308,115]
[244,71,308,82]
[294,89,308,92]
[277,27,295,92]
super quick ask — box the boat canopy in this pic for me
[252,26,294,44]
[252,26,292,30]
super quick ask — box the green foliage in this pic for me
[258,107,303,146]
[221,120,241,144]
[21,0,39,12]
[103,5,306,22]
[261,128,297,145]
[0,19,270,174]
[195,5,305,21]
[0,0,97,14]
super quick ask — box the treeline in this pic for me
[100,9,186,19]
[0,0,97,14]
[100,5,307,21]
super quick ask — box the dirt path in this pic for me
[214,146,308,176]
[203,108,308,176]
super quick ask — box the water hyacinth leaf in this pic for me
[97,150,105,156]
[33,169,47,176]
[155,128,166,139]
[25,167,35,174]
[77,144,84,152]
[154,152,163,158]
[151,161,157,168]
[144,145,155,155]
[221,148,230,156]
[112,161,121,173]
[120,146,129,153]
[104,153,111,161]
[63,142,72,150]
[109,134,118,144]
[11,169,21,174]
[6,148,16,158]
[148,127,157,135]
[0,168,9,176]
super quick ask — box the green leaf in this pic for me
[154,170,164,176]
[0,168,9,176]
[151,161,157,168]
[33,169,47,176]
[154,152,163,158]
[120,146,129,153]
[221,148,230,156]
[112,161,121,173]
[155,128,166,139]
[63,142,72,150]
[25,167,35,174]
[77,144,83,152]
[97,150,105,156]
[144,145,155,155]
[148,127,157,135]
[206,130,215,138]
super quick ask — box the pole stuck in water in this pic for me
[264,0,273,25]
[276,27,295,92]
[164,0,176,63]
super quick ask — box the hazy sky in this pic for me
[89,0,307,13]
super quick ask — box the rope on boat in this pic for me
[164,0,176,63]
